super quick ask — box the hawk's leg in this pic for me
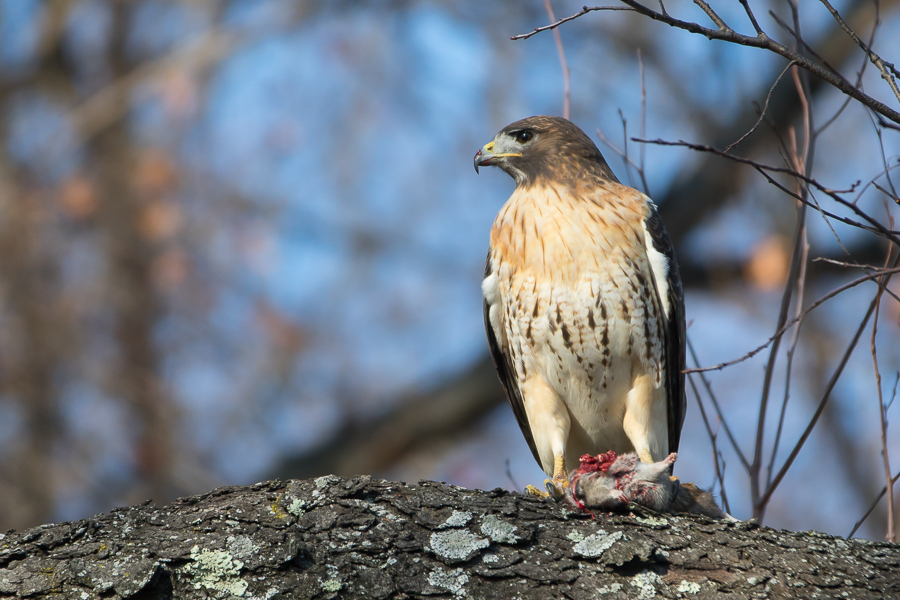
[623,373,668,463]
[545,454,568,499]
[521,376,570,498]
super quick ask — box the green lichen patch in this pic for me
[480,514,520,544]
[227,535,255,560]
[572,530,623,558]
[632,515,669,527]
[678,579,702,594]
[596,583,623,595]
[567,531,585,543]
[438,510,473,529]
[181,545,248,597]
[629,570,661,599]
[427,566,469,596]
[286,498,306,518]
[429,530,489,563]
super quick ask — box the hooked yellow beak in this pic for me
[474,141,522,173]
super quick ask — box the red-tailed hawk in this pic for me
[475,116,686,495]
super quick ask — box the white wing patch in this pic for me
[641,219,671,320]
[482,271,506,347]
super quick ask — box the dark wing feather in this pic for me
[643,205,687,453]
[483,252,541,466]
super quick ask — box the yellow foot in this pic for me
[638,449,654,463]
[526,453,569,500]
[525,484,550,497]
[546,454,568,500]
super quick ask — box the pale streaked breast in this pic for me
[486,180,667,455]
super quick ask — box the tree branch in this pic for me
[0,476,897,598]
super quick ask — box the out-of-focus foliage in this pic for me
[0,0,897,539]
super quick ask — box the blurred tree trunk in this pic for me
[0,167,68,528]
[92,3,176,507]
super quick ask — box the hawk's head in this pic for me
[474,116,615,186]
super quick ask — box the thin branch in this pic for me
[761,259,900,509]
[871,212,896,542]
[632,138,900,247]
[738,0,763,35]
[618,109,635,189]
[849,468,900,538]
[595,124,647,195]
[693,0,729,31]
[516,1,900,125]
[685,265,900,373]
[544,0,571,120]
[750,120,809,520]
[890,372,900,414]
[687,371,730,513]
[511,6,634,40]
[637,48,650,195]
[766,63,815,498]
[810,0,878,137]
[687,337,750,470]
[768,11,849,89]
[725,61,795,154]
[817,0,900,106]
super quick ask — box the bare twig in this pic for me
[632,138,900,246]
[750,60,814,519]
[617,109,635,189]
[687,337,749,471]
[687,371,730,513]
[510,6,634,40]
[544,0,571,120]
[768,129,813,492]
[738,0,763,35]
[514,1,900,125]
[811,0,878,137]
[761,259,900,509]
[725,61,795,154]
[871,211,896,541]
[849,468,900,538]
[686,265,900,373]
[693,0,729,31]
[768,11,849,88]
[750,184,807,520]
[818,0,900,105]
[637,49,650,195]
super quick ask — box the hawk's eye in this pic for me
[514,130,534,144]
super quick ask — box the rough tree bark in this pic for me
[0,476,897,599]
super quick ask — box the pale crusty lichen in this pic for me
[181,545,248,596]
[480,514,520,543]
[630,571,661,599]
[226,535,255,560]
[438,510,472,529]
[427,566,469,596]
[286,498,306,517]
[429,530,489,562]
[567,531,585,543]
[678,580,702,594]
[572,530,623,558]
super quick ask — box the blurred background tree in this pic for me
[0,0,897,540]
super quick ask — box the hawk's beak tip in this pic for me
[475,147,493,174]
